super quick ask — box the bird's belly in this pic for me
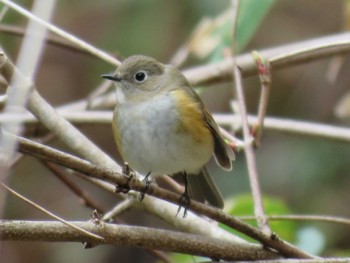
[114,95,212,176]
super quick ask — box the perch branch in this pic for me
[0,220,280,261]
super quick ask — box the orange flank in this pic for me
[172,89,213,146]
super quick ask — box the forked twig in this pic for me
[232,65,271,236]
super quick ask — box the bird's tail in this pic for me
[187,165,224,209]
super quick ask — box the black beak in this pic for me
[101,73,121,82]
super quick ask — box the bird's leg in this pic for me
[139,171,151,201]
[176,172,190,218]
[116,162,134,194]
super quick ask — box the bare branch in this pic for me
[42,161,106,214]
[214,114,350,144]
[240,214,350,227]
[251,51,272,146]
[183,32,350,86]
[230,8,270,235]
[0,24,99,58]
[0,220,279,261]
[0,0,120,66]
[102,199,136,221]
[232,65,271,235]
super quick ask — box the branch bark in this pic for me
[0,220,280,261]
[183,32,350,86]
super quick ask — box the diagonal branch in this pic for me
[42,161,106,214]
[0,24,98,57]
[0,0,120,66]
[1,182,104,241]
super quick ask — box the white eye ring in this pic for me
[134,71,148,83]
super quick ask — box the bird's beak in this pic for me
[101,73,122,82]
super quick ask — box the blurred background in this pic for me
[1,0,350,262]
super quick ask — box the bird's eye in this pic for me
[134,71,147,82]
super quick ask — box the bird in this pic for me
[102,55,234,212]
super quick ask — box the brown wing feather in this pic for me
[204,110,235,171]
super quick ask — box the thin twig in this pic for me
[251,51,271,147]
[214,114,350,144]
[232,66,271,235]
[1,182,104,241]
[42,161,106,214]
[102,199,136,222]
[230,0,270,236]
[0,0,120,66]
[0,24,97,57]
[239,214,350,227]
[219,125,245,151]
[86,80,113,110]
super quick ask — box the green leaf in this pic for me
[236,0,276,52]
[188,0,275,63]
[221,194,297,242]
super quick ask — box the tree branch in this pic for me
[232,64,270,234]
[183,32,350,86]
[240,214,350,227]
[0,0,120,66]
[0,24,98,57]
[214,114,350,144]
[0,220,280,261]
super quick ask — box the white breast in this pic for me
[114,93,212,176]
